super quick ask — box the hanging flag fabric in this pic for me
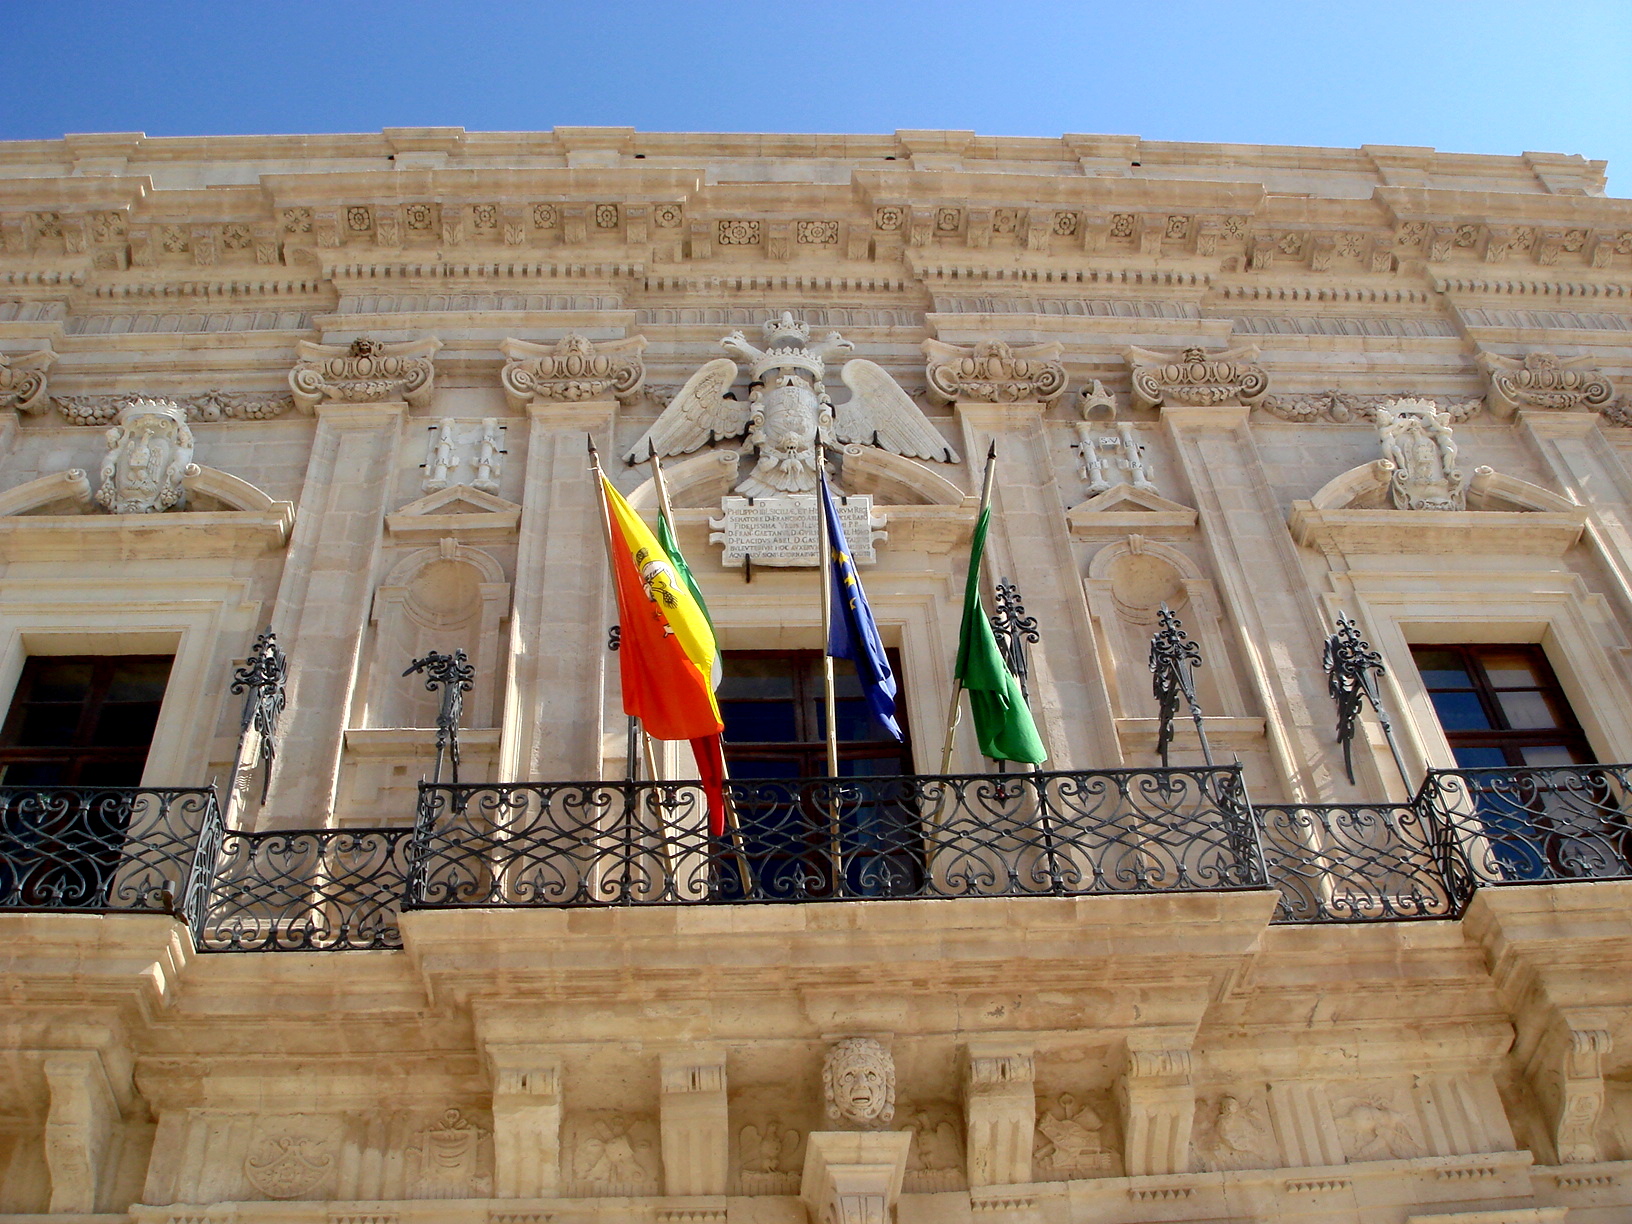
[600,475,722,738]
[656,505,722,689]
[954,506,1047,764]
[819,470,903,741]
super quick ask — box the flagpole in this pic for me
[941,441,999,774]
[648,444,753,896]
[818,463,840,780]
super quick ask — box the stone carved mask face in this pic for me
[823,1037,895,1126]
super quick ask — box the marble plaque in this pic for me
[709,494,886,567]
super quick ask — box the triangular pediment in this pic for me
[1067,483,1197,533]
[386,484,521,540]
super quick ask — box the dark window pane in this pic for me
[1412,649,1474,689]
[1429,690,1492,731]
[90,705,162,747]
[1452,746,1509,768]
[104,660,172,703]
[722,701,798,744]
[0,761,68,786]
[1497,691,1560,731]
[25,661,94,703]
[17,706,82,746]
[1480,651,1542,689]
[717,659,795,700]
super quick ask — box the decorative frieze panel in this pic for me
[421,419,506,494]
[49,389,298,427]
[1033,1092,1117,1179]
[499,334,646,409]
[0,347,53,413]
[922,338,1067,404]
[289,336,440,412]
[1127,344,1268,409]
[1479,350,1617,418]
[1259,390,1483,425]
[1193,1092,1274,1171]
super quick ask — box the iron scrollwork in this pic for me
[403,650,476,785]
[1322,612,1412,788]
[1149,603,1212,767]
[229,629,287,805]
[989,580,1041,702]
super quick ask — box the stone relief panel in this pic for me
[421,418,507,494]
[897,1102,965,1192]
[1032,1091,1120,1179]
[94,399,199,514]
[1329,1084,1424,1163]
[1075,381,1158,497]
[403,1108,492,1199]
[241,1114,343,1201]
[0,348,53,413]
[1193,1091,1276,1171]
[1375,398,1469,511]
[737,1118,804,1195]
[565,1112,661,1197]
[1258,390,1483,425]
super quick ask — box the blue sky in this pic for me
[1,1,1628,196]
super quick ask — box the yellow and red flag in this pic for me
[599,475,728,832]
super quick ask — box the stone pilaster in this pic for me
[1520,411,1632,630]
[660,1048,728,1196]
[800,1130,912,1224]
[263,400,405,825]
[43,1050,119,1212]
[1161,404,1335,798]
[485,1044,563,1198]
[498,400,615,780]
[1115,1039,1194,1176]
[954,401,1120,769]
[962,1043,1035,1187]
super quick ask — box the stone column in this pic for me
[660,1048,729,1195]
[43,1050,119,1212]
[954,401,1121,769]
[485,1044,563,1197]
[962,1043,1035,1187]
[800,1130,912,1224]
[263,401,405,826]
[498,401,616,781]
[1161,405,1334,799]
[1115,1038,1195,1176]
[1520,412,1632,621]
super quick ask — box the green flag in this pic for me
[656,508,722,688]
[954,507,1047,764]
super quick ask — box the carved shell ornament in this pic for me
[1127,344,1269,409]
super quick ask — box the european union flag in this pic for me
[820,470,902,741]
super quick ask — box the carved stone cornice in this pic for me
[922,338,1067,404]
[499,334,646,409]
[1126,344,1268,409]
[1478,350,1617,418]
[47,390,297,427]
[288,336,440,413]
[0,348,54,414]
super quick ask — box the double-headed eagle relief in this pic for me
[626,312,958,498]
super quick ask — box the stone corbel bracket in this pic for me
[0,348,55,414]
[800,1130,912,1224]
[1126,344,1268,410]
[289,336,441,413]
[1478,350,1617,419]
[499,334,647,410]
[1528,1017,1613,1164]
[1115,1040,1195,1177]
[963,1043,1036,1188]
[922,338,1067,405]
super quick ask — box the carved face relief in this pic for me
[95,399,196,514]
[823,1037,896,1127]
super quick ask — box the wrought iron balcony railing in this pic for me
[407,767,1267,908]
[4,765,1631,951]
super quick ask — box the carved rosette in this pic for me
[289,336,440,413]
[1479,350,1617,419]
[922,338,1067,404]
[95,399,200,514]
[499,334,647,409]
[1126,345,1268,409]
[0,348,54,414]
[823,1038,896,1129]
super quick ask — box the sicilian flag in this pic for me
[820,470,902,741]
[599,476,729,834]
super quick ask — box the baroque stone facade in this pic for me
[0,126,1629,1224]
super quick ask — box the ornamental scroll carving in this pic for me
[499,334,647,409]
[289,336,440,412]
[922,337,1067,404]
[50,389,297,427]
[1126,344,1268,409]
[0,348,53,414]
[1479,350,1617,419]
[1375,397,1467,511]
[823,1037,896,1128]
[95,399,200,514]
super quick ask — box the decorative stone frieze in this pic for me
[1126,344,1268,409]
[824,1037,896,1129]
[0,347,54,413]
[49,389,297,426]
[1260,390,1483,424]
[1375,397,1467,510]
[499,334,647,409]
[94,399,199,513]
[288,336,440,412]
[922,338,1067,404]
[1479,350,1617,418]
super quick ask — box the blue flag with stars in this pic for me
[820,469,902,741]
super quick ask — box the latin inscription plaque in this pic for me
[709,494,886,567]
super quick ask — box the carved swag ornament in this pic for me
[1479,350,1618,419]
[922,337,1067,404]
[823,1037,896,1128]
[95,399,199,514]
[1127,344,1269,409]
[289,336,440,412]
[500,334,647,409]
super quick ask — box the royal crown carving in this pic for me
[1479,350,1617,418]
[0,348,54,414]
[922,338,1068,404]
[1126,345,1269,409]
[94,399,200,514]
[500,334,647,409]
[289,336,441,412]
